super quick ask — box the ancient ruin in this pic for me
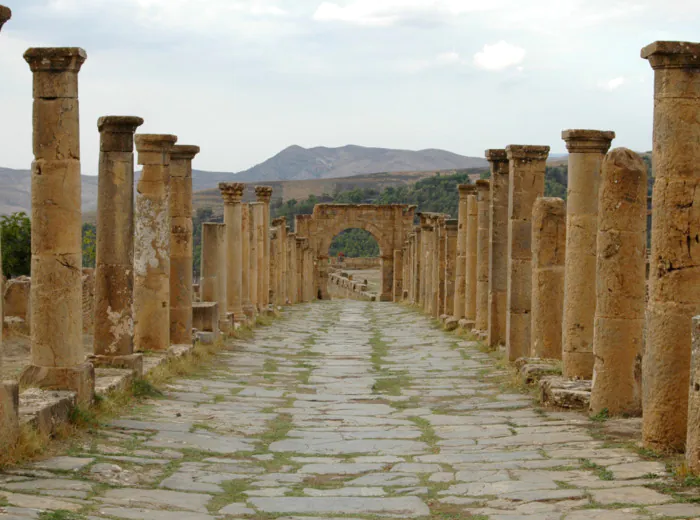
[474,180,490,331]
[219,182,245,321]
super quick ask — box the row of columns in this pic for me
[266,219,314,306]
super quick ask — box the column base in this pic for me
[243,303,257,319]
[0,381,20,446]
[89,354,143,378]
[458,319,475,330]
[19,362,95,407]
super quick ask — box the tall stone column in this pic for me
[414,227,422,305]
[590,148,646,416]
[687,317,700,472]
[561,130,615,378]
[454,185,470,319]
[465,188,478,324]
[288,231,298,304]
[241,203,255,318]
[505,145,549,362]
[487,150,509,347]
[169,145,200,345]
[393,250,403,302]
[272,218,287,306]
[133,133,178,353]
[305,246,314,301]
[437,218,446,318]
[475,180,491,331]
[20,48,94,404]
[201,223,228,331]
[92,116,143,373]
[255,187,273,308]
[219,183,245,321]
[642,41,700,451]
[444,220,457,317]
[254,202,265,311]
[248,202,260,315]
[420,221,432,312]
[531,197,566,360]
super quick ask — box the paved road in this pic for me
[0,301,696,519]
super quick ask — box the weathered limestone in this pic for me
[454,185,470,319]
[92,116,144,373]
[219,183,245,321]
[20,48,94,404]
[688,316,700,472]
[465,187,478,324]
[255,187,273,309]
[133,133,178,353]
[436,217,446,318]
[561,129,615,378]
[530,197,566,360]
[271,218,287,306]
[200,223,228,331]
[248,202,261,314]
[288,231,298,304]
[505,145,549,362]
[642,41,700,451]
[475,180,491,331]
[444,220,457,317]
[486,150,510,347]
[590,148,647,416]
[393,250,403,302]
[169,145,200,345]
[241,204,255,318]
[412,227,421,305]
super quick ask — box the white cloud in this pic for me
[473,41,525,71]
[599,76,625,90]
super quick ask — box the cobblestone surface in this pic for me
[0,301,695,519]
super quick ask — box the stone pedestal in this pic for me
[590,148,646,416]
[531,197,566,360]
[561,129,615,378]
[219,183,245,321]
[393,249,403,302]
[444,220,457,316]
[169,145,200,345]
[20,48,94,405]
[92,116,143,374]
[201,223,228,332]
[505,145,549,362]
[486,150,509,347]
[475,180,491,331]
[255,187,273,308]
[465,188,478,322]
[454,185,470,318]
[133,133,178,353]
[641,41,700,451]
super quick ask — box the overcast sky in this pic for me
[0,0,697,174]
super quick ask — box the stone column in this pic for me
[92,116,143,372]
[201,223,228,331]
[437,218,446,318]
[420,221,432,312]
[133,133,177,353]
[505,145,550,362]
[413,227,421,305]
[393,250,403,302]
[169,145,200,345]
[454,185,470,319]
[272,218,287,306]
[444,220,457,317]
[487,150,510,347]
[219,183,245,321]
[20,48,94,404]
[241,203,255,318]
[590,148,646,416]
[642,41,700,451]
[255,187,273,309]
[687,316,700,472]
[475,180,491,331]
[531,197,566,360]
[288,231,298,304]
[248,202,260,314]
[465,188,478,324]
[561,130,615,378]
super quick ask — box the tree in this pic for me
[82,223,97,268]
[1,212,31,278]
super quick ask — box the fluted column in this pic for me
[219,183,245,321]
[20,48,94,404]
[255,187,273,309]
[92,116,143,373]
[641,41,700,451]
[475,180,491,331]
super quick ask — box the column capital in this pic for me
[0,5,11,32]
[98,116,144,135]
[171,144,201,161]
[272,216,286,227]
[135,134,177,153]
[485,149,507,162]
[458,184,477,198]
[506,145,550,161]
[446,219,458,230]
[255,186,273,203]
[24,47,87,73]
[476,179,490,192]
[218,182,245,204]
[641,41,700,70]
[561,129,615,154]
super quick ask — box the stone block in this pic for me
[192,302,219,335]
[539,376,591,409]
[19,388,76,436]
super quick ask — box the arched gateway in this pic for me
[295,204,416,301]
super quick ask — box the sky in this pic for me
[0,0,698,175]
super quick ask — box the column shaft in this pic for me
[219,183,245,320]
[444,220,457,316]
[465,192,478,323]
[454,186,470,318]
[393,250,403,302]
[201,223,228,330]
[475,180,491,331]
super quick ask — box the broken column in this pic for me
[561,129,615,378]
[92,115,144,372]
[486,150,509,347]
[454,185,470,319]
[505,145,549,362]
[20,48,94,403]
[393,249,403,302]
[169,145,200,345]
[465,187,478,325]
[133,133,178,352]
[530,197,566,360]
[641,41,700,451]
[255,187,273,309]
[219,183,245,322]
[475,180,491,331]
[590,148,647,416]
[200,223,228,331]
[444,220,458,318]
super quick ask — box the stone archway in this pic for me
[295,204,416,301]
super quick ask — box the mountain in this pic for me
[232,145,488,182]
